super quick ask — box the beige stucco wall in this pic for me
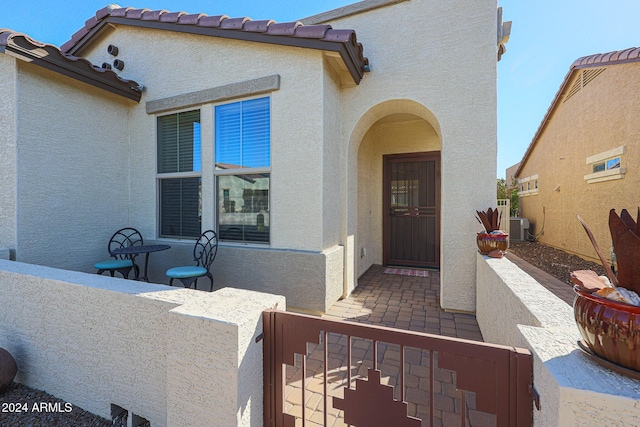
[0,55,17,253]
[141,238,342,312]
[477,254,640,426]
[357,118,441,277]
[322,60,345,249]
[327,0,498,311]
[15,62,132,271]
[0,259,285,426]
[518,62,640,263]
[82,27,328,252]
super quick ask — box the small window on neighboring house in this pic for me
[585,147,625,184]
[607,157,621,169]
[157,110,202,238]
[517,175,539,196]
[215,97,270,244]
[592,157,620,173]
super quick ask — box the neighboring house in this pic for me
[505,162,520,190]
[515,47,640,263]
[0,0,508,313]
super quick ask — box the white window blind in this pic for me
[215,97,270,168]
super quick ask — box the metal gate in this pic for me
[263,310,534,427]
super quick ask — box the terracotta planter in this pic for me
[574,287,640,372]
[476,232,509,254]
[0,347,17,392]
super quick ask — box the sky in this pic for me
[2,1,640,179]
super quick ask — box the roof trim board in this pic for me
[514,47,640,178]
[61,7,369,85]
[0,30,142,102]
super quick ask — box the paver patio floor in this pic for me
[283,265,489,427]
[323,265,483,341]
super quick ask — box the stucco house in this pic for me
[0,0,508,313]
[515,47,640,263]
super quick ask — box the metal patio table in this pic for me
[111,244,171,282]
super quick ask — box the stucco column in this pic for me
[166,288,285,427]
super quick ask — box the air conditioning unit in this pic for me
[510,218,530,241]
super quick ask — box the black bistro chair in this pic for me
[94,228,143,279]
[166,230,218,291]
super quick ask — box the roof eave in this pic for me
[2,35,141,102]
[514,48,640,179]
[68,17,366,84]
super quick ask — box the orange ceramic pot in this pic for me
[476,232,509,254]
[574,287,640,372]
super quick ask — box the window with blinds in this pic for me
[157,110,202,238]
[215,97,270,169]
[215,97,270,243]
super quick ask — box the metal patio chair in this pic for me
[166,230,218,292]
[94,228,143,279]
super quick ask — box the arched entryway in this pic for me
[346,100,442,285]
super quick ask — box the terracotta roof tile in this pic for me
[59,39,75,53]
[601,52,614,63]
[266,22,302,36]
[321,29,355,43]
[219,17,250,30]
[571,47,640,68]
[197,15,228,28]
[515,47,640,178]
[70,26,90,43]
[141,10,166,21]
[61,5,369,84]
[84,16,99,29]
[0,29,142,102]
[159,11,187,23]
[95,5,113,21]
[244,20,275,33]
[124,9,150,20]
[178,13,206,25]
[110,7,134,18]
[293,24,332,39]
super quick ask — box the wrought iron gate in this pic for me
[263,310,533,427]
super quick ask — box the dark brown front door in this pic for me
[383,152,440,268]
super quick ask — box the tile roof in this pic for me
[571,47,640,68]
[61,5,369,84]
[0,29,142,101]
[515,47,640,178]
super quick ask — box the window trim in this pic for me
[146,75,280,115]
[517,174,539,196]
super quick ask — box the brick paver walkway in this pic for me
[283,265,489,427]
[323,265,483,341]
